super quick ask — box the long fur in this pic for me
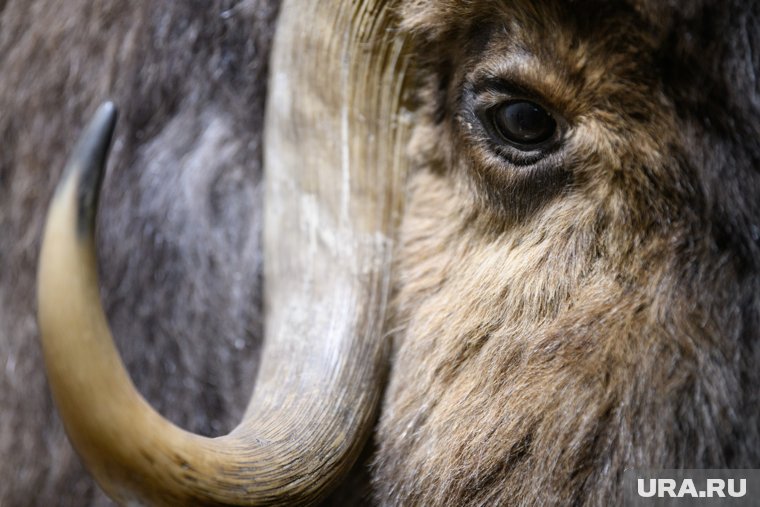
[374,1,760,505]
[1,1,758,506]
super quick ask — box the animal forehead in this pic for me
[467,26,653,114]
[404,0,755,105]
[409,0,660,109]
[406,0,759,144]
[403,0,656,44]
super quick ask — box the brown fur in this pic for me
[1,0,758,506]
[375,1,760,505]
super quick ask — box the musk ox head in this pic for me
[375,0,760,504]
[36,0,759,505]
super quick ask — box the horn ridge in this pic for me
[37,0,411,504]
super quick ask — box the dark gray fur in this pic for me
[0,1,277,505]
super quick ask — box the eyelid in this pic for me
[471,77,539,100]
[469,78,563,122]
[469,57,580,117]
[460,79,568,164]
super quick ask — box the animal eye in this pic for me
[491,100,556,147]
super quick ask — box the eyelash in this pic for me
[461,81,567,166]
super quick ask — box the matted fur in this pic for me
[375,0,759,505]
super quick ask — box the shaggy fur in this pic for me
[0,2,277,505]
[375,0,760,505]
[2,0,758,506]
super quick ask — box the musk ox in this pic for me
[2,0,758,505]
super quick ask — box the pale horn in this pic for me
[36,0,411,505]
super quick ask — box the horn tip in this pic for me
[58,101,118,238]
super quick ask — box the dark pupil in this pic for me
[493,100,556,145]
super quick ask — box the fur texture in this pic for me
[0,1,277,505]
[2,0,758,506]
[375,0,760,505]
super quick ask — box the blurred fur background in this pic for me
[1,2,277,504]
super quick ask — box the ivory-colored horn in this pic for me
[36,0,411,505]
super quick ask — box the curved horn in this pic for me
[36,0,411,505]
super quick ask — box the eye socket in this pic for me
[490,100,557,147]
